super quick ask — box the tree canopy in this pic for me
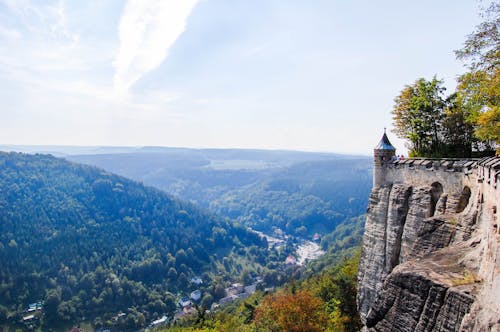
[392,77,446,156]
[163,251,362,332]
[392,2,499,156]
[0,152,273,330]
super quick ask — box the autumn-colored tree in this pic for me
[455,2,499,72]
[254,290,327,332]
[455,1,499,152]
[306,251,362,332]
[456,69,499,152]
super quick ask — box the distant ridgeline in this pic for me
[65,149,372,239]
[358,132,500,332]
[0,152,270,328]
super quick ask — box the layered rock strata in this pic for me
[357,157,500,332]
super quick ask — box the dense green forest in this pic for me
[210,159,370,237]
[0,152,292,330]
[66,149,372,239]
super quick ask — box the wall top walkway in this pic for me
[386,157,478,173]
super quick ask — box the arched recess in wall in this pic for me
[456,186,472,213]
[430,182,443,216]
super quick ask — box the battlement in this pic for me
[476,156,500,190]
[387,158,478,174]
[371,131,499,193]
[376,156,500,194]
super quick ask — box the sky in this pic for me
[0,0,486,155]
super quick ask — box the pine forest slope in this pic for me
[0,152,271,328]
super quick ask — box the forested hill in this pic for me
[0,152,268,328]
[66,149,372,238]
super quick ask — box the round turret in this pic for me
[373,129,396,187]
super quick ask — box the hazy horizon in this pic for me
[0,143,374,157]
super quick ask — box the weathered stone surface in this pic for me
[385,184,412,273]
[357,184,459,322]
[409,215,455,257]
[358,157,500,331]
[366,272,437,332]
[399,186,434,263]
[357,185,393,319]
[435,193,448,215]
[433,289,474,332]
[365,246,477,332]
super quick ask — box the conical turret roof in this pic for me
[375,129,396,150]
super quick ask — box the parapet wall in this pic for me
[477,157,500,190]
[475,157,500,233]
[382,158,478,194]
[382,156,499,234]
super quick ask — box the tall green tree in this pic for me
[440,93,476,157]
[392,2,499,157]
[392,77,446,156]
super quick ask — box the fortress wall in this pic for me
[476,157,500,206]
[382,159,478,195]
[359,156,500,331]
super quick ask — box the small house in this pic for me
[150,315,169,327]
[190,290,202,301]
[178,297,191,308]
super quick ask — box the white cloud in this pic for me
[113,0,199,95]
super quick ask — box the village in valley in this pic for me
[17,230,325,331]
[155,230,325,329]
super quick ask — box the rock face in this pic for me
[357,157,500,332]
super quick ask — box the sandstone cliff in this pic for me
[357,157,500,332]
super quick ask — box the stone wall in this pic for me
[357,157,500,332]
[383,158,476,189]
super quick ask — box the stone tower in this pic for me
[373,129,396,187]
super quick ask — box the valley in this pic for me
[63,147,372,238]
[0,148,371,331]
